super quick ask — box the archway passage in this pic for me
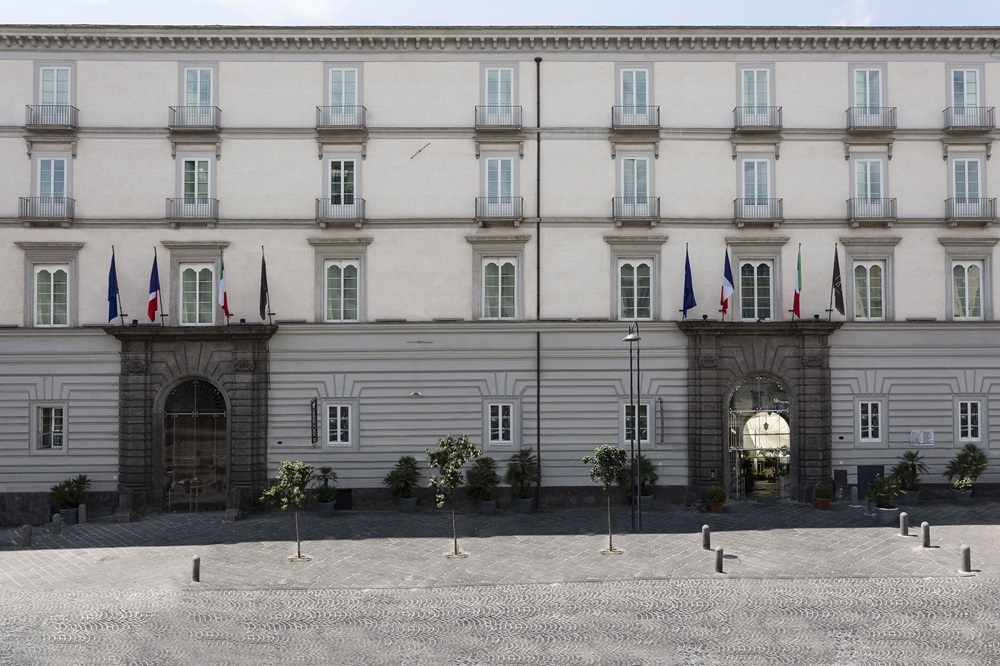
[729,376,791,500]
[163,380,228,512]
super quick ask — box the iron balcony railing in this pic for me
[166,197,219,220]
[612,196,660,220]
[734,198,783,221]
[316,105,367,128]
[848,197,896,221]
[169,105,222,129]
[946,197,998,221]
[846,106,897,131]
[19,197,75,220]
[25,104,79,129]
[316,198,366,222]
[475,105,523,129]
[475,196,523,220]
[612,105,660,129]
[944,106,996,130]
[734,106,782,130]
[38,431,64,450]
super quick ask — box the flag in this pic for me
[147,253,160,322]
[259,250,269,321]
[793,245,802,319]
[108,249,119,322]
[682,247,697,319]
[720,248,734,315]
[832,245,845,315]
[218,257,231,317]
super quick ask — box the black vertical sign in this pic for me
[310,397,318,444]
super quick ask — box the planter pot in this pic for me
[58,507,78,526]
[952,489,972,506]
[639,495,653,512]
[708,502,724,514]
[815,497,831,511]
[316,500,337,517]
[515,497,534,514]
[479,499,497,516]
[398,496,417,513]
[875,506,899,526]
[900,490,919,507]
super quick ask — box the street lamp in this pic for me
[623,322,641,532]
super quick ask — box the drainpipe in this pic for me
[534,56,542,510]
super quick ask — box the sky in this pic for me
[1,0,999,27]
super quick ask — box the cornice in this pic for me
[0,25,998,55]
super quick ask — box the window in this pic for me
[859,400,882,442]
[843,236,898,322]
[330,68,358,107]
[325,259,359,321]
[40,66,71,106]
[31,403,67,454]
[959,400,981,441]
[742,159,770,203]
[322,66,362,126]
[952,157,986,217]
[854,68,882,109]
[327,404,351,446]
[488,403,513,445]
[329,158,356,205]
[16,241,82,328]
[855,159,883,200]
[174,153,215,218]
[617,154,654,217]
[621,69,648,110]
[33,156,71,218]
[482,257,517,319]
[728,237,786,322]
[468,235,528,320]
[740,261,772,321]
[179,263,216,325]
[624,403,650,444]
[952,69,979,108]
[853,261,884,321]
[34,264,69,327]
[485,67,513,107]
[952,261,983,320]
[619,260,652,320]
[184,67,213,106]
[737,67,773,126]
[183,159,210,202]
[606,236,664,321]
[34,64,74,125]
[483,156,514,214]
[940,238,996,321]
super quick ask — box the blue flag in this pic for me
[108,250,119,322]
[683,247,697,320]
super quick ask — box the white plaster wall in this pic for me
[540,226,614,320]
[892,141,947,219]
[0,60,32,126]
[0,138,30,218]
[892,61,946,129]
[540,139,612,217]
[74,138,171,219]
[660,61,732,128]
[216,138,315,219]
[779,62,846,129]
[662,141,732,218]
[365,61,478,128]
[220,61,320,128]
[780,141,847,219]
[77,61,174,127]
[541,61,613,127]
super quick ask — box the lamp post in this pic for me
[623,322,642,532]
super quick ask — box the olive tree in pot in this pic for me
[50,474,90,525]
[383,455,422,512]
[867,474,903,526]
[583,445,628,554]
[427,434,482,558]
[890,450,928,507]
[311,466,338,517]
[465,456,500,515]
[260,460,314,561]
[505,448,540,513]
[944,443,988,506]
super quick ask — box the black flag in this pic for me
[832,246,845,315]
[259,250,269,321]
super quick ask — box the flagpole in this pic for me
[260,245,273,325]
[220,250,231,326]
[155,247,167,326]
[112,246,127,327]
[828,243,836,322]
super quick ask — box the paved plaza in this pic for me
[2,499,999,664]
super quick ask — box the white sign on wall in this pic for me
[909,429,934,446]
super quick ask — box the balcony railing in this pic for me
[734,106,782,130]
[848,197,896,222]
[25,104,79,129]
[475,105,523,129]
[169,106,222,130]
[166,197,219,220]
[612,105,660,129]
[316,105,367,129]
[946,197,997,223]
[19,196,75,220]
[847,106,897,131]
[316,198,365,225]
[475,196,523,221]
[944,106,995,131]
[733,198,783,224]
[612,196,660,221]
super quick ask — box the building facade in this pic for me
[1,24,998,523]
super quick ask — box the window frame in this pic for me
[178,63,217,107]
[617,152,654,200]
[30,401,68,455]
[484,399,519,450]
[605,235,665,322]
[850,64,886,109]
[15,241,82,328]
[727,237,787,323]
[851,154,887,200]
[618,259,654,321]
[323,258,361,322]
[34,62,75,107]
[940,237,996,322]
[617,65,652,108]
[326,65,362,107]
[949,66,983,108]
[949,153,987,212]
[31,151,73,204]
[467,235,529,321]
[322,399,360,449]
[956,398,983,442]
[178,262,217,326]
[842,236,899,322]
[621,400,652,446]
[309,237,371,323]
[738,65,774,108]
[175,152,216,213]
[33,263,71,328]
[481,150,519,208]
[480,63,518,107]
[162,241,230,327]
[857,398,884,444]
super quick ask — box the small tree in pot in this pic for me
[384,455,422,512]
[311,466,338,517]
[260,460,314,561]
[944,443,988,506]
[504,448,540,513]
[427,434,482,558]
[705,485,726,513]
[583,445,628,554]
[465,456,500,514]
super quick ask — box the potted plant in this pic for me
[890,450,928,506]
[383,455,422,512]
[944,443,988,506]
[465,456,500,515]
[615,454,658,511]
[867,474,903,525]
[504,448,539,513]
[50,474,90,525]
[260,461,314,561]
[427,434,482,558]
[705,485,726,513]
[311,466,338,517]
[583,445,629,554]
[814,483,833,510]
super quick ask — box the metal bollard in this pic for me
[21,525,31,548]
[899,512,908,537]
[50,513,62,536]
[702,524,711,550]
[715,546,724,574]
[961,545,971,574]
[921,522,930,548]
[192,556,201,582]
[850,486,859,506]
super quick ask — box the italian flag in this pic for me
[793,244,802,319]
[219,258,231,317]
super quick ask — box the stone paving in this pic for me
[1,499,999,664]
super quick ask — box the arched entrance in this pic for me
[728,376,791,500]
[163,379,228,512]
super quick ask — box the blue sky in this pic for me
[2,0,999,27]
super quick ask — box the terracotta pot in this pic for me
[709,502,723,514]
[815,497,831,511]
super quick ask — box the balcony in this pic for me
[316,198,366,228]
[169,106,222,131]
[733,198,783,227]
[944,106,995,131]
[316,105,367,130]
[846,107,896,132]
[25,105,79,130]
[946,198,997,227]
[19,196,75,224]
[612,196,660,225]
[734,106,782,131]
[475,105,522,130]
[847,198,896,226]
[475,196,523,226]
[166,197,219,223]
[612,105,660,130]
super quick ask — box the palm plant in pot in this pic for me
[311,466,338,517]
[50,474,90,525]
[465,456,500,515]
[867,474,903,525]
[890,450,928,507]
[383,455,422,512]
[615,454,658,511]
[944,443,988,506]
[504,448,539,513]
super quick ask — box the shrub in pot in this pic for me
[615,454,658,509]
[383,455,422,512]
[814,483,833,510]
[890,450,928,506]
[465,456,500,514]
[705,485,726,513]
[311,466,338,516]
[944,443,988,506]
[867,474,903,525]
[50,474,90,525]
[504,448,539,513]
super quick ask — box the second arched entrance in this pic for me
[728,376,791,500]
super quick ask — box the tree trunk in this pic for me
[607,492,613,552]
[294,509,302,559]
[452,508,459,556]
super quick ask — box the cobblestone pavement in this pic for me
[2,499,999,664]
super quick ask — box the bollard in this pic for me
[50,513,62,536]
[21,525,31,548]
[850,486,859,506]
[961,545,971,574]
[78,504,87,524]
[899,512,908,537]
[192,556,201,582]
[702,524,711,550]
[921,522,930,548]
[715,546,724,574]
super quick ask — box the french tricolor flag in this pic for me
[148,253,161,322]
[720,248,734,315]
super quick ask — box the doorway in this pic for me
[728,376,791,500]
[163,379,228,512]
